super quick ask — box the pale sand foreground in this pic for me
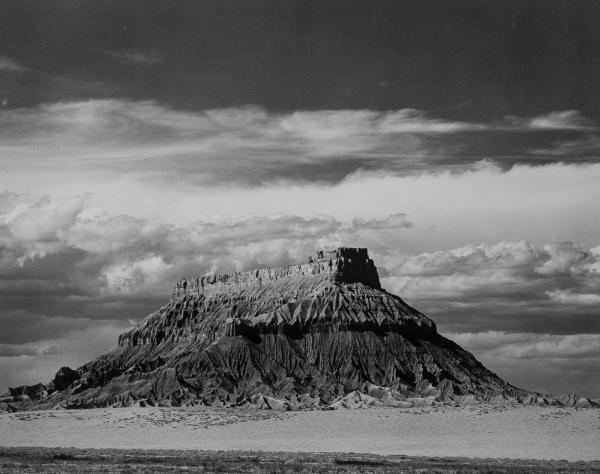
[1,405,598,461]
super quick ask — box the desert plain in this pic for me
[1,403,599,472]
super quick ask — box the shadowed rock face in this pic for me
[2,248,596,411]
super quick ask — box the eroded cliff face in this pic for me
[2,248,595,411]
[170,247,381,299]
[118,275,431,348]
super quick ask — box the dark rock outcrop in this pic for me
[7,383,47,401]
[50,366,80,392]
[2,248,596,411]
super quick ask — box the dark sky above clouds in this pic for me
[1,0,600,117]
[0,0,599,397]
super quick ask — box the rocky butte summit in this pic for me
[2,248,596,410]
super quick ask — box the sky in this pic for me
[1,0,599,398]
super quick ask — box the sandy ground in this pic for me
[1,404,598,462]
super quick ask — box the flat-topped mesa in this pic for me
[10,248,564,411]
[173,247,381,298]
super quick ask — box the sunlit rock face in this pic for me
[3,248,590,411]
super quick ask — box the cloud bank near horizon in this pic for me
[446,331,600,397]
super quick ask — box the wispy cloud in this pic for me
[0,56,27,72]
[448,331,600,359]
[531,135,600,158]
[0,343,40,357]
[352,213,413,230]
[527,110,592,130]
[547,289,600,305]
[2,100,598,189]
[0,100,479,162]
[98,49,163,66]
[502,110,595,131]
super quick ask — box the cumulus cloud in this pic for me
[379,240,600,335]
[382,240,600,298]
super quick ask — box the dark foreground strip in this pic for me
[0,447,598,473]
